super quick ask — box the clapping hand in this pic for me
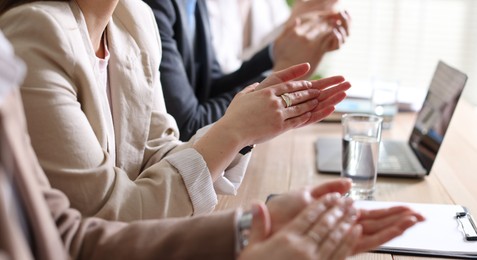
[240,179,425,259]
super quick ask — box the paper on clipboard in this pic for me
[355,200,477,259]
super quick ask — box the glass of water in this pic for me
[371,79,399,129]
[341,113,383,200]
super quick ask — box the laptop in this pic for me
[316,61,468,178]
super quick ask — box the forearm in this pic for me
[192,119,248,181]
[70,208,238,260]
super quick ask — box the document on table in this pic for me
[354,200,477,259]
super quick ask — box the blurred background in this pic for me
[309,0,477,107]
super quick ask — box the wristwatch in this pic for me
[239,144,255,155]
[237,210,253,253]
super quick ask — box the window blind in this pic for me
[318,0,477,105]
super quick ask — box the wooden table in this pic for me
[217,100,477,260]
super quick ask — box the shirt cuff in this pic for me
[191,124,252,195]
[166,148,217,215]
[214,152,252,195]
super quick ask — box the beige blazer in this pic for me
[0,87,237,260]
[0,0,250,221]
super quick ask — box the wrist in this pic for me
[212,118,252,151]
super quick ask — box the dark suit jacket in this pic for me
[145,0,273,140]
[0,86,238,260]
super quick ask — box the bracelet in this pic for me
[237,210,253,253]
[239,144,255,155]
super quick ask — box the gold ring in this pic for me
[280,93,292,108]
[307,231,321,244]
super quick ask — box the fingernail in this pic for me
[333,207,344,219]
[337,197,353,211]
[346,207,358,222]
[339,222,352,236]
[325,192,341,204]
[324,212,338,227]
[343,197,354,206]
[409,216,418,223]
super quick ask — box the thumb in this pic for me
[310,178,352,198]
[247,202,271,244]
[241,82,260,94]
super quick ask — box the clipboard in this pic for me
[354,200,477,259]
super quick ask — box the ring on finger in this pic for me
[280,93,292,108]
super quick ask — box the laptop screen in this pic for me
[408,61,468,171]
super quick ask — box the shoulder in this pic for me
[0,2,76,32]
[0,2,77,57]
[114,0,167,39]
[113,0,164,65]
[0,2,81,92]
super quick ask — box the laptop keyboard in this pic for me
[379,142,415,171]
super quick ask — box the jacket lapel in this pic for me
[107,2,155,175]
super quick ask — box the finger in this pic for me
[284,98,319,120]
[341,10,352,35]
[309,76,346,91]
[285,95,342,127]
[312,91,347,113]
[315,201,359,259]
[359,209,424,235]
[336,25,348,44]
[318,29,339,52]
[359,206,425,222]
[259,63,311,89]
[331,28,344,49]
[310,179,352,199]
[354,215,420,254]
[329,225,362,260]
[317,81,352,101]
[273,80,313,97]
[285,111,317,129]
[248,203,271,244]
[326,11,351,36]
[293,106,335,127]
[336,11,351,36]
[320,29,340,52]
[299,93,346,125]
[241,82,260,94]
[280,88,321,108]
[282,193,342,234]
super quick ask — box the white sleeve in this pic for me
[191,124,252,196]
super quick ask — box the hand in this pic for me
[272,11,351,79]
[352,206,426,254]
[195,64,349,179]
[290,0,340,20]
[266,179,353,234]
[221,63,351,145]
[239,193,361,260]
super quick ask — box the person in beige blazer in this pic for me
[0,0,355,221]
[0,29,425,259]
